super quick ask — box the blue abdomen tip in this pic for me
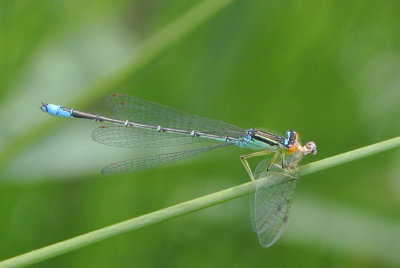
[42,103,72,117]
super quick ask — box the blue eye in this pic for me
[284,131,291,146]
[284,130,298,149]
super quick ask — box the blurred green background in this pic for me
[1,0,400,267]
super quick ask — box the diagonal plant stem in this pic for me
[1,136,400,268]
[0,0,234,168]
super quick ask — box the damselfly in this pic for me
[41,93,317,247]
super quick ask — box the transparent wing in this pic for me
[249,157,274,232]
[101,143,231,174]
[254,157,274,180]
[250,158,298,247]
[92,125,207,148]
[104,93,247,139]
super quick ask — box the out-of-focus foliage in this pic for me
[1,0,400,267]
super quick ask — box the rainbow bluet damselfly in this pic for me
[41,93,317,247]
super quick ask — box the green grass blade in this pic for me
[1,136,399,267]
[300,136,400,175]
[0,0,234,169]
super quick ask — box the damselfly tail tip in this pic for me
[40,102,48,112]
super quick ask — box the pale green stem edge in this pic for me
[0,0,234,167]
[1,136,400,268]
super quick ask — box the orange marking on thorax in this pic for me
[285,133,299,154]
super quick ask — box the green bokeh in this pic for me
[1,0,400,267]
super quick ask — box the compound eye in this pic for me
[284,130,297,147]
[284,131,290,147]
